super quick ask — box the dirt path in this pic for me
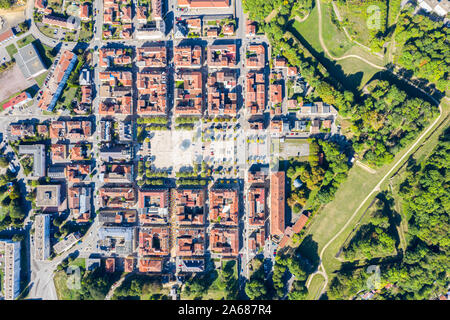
[356,160,376,174]
[294,13,310,24]
[0,4,26,30]
[105,273,131,300]
[264,6,280,23]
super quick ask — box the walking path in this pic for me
[264,6,280,23]
[355,160,376,174]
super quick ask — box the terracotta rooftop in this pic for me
[99,187,136,208]
[175,188,206,226]
[138,258,163,272]
[207,44,236,67]
[174,45,202,67]
[246,71,265,114]
[136,71,167,115]
[174,70,203,115]
[207,70,237,116]
[246,44,265,68]
[248,187,266,227]
[210,227,239,257]
[139,226,170,256]
[177,0,230,7]
[136,46,167,68]
[270,172,285,236]
[209,188,239,226]
[105,257,115,273]
[176,228,206,257]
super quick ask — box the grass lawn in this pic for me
[290,5,322,55]
[34,71,48,87]
[5,43,17,58]
[205,260,238,299]
[321,2,353,57]
[54,258,86,300]
[32,40,57,69]
[332,50,383,89]
[289,1,384,90]
[17,35,36,48]
[306,273,325,300]
[56,85,79,111]
[54,270,82,300]
[335,0,387,48]
[38,25,58,39]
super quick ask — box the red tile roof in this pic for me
[270,172,285,236]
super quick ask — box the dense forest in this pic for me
[0,164,26,231]
[287,138,351,213]
[245,252,311,300]
[181,260,239,300]
[395,8,449,92]
[343,195,397,261]
[350,81,438,167]
[112,275,168,300]
[329,129,450,300]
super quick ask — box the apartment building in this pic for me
[209,227,239,257]
[37,50,77,112]
[246,44,265,68]
[174,70,203,115]
[174,188,206,226]
[136,45,167,68]
[207,70,238,116]
[209,188,239,226]
[0,240,21,300]
[248,187,266,227]
[34,214,51,261]
[176,228,206,257]
[136,71,167,115]
[246,71,266,115]
[270,172,285,237]
[174,45,202,68]
[207,44,237,68]
[138,189,169,224]
[139,226,170,256]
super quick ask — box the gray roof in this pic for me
[97,226,134,255]
[18,144,46,177]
